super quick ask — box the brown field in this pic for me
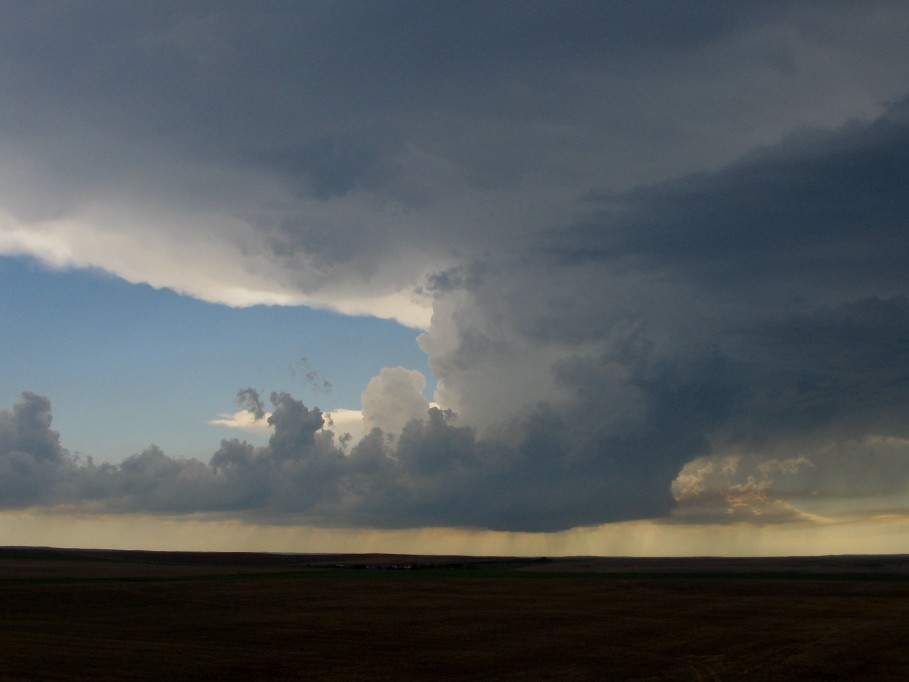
[1,548,908,680]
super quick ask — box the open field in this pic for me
[1,548,908,680]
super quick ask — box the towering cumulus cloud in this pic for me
[2,3,909,532]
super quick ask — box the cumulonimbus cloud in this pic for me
[2,4,909,530]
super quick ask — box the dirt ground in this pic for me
[1,548,908,680]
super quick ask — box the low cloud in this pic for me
[0,389,681,530]
[0,392,73,506]
[670,454,822,524]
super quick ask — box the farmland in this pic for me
[1,548,908,680]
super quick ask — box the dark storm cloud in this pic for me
[3,0,908,322]
[5,1,699,175]
[533,102,909,452]
[3,100,909,530]
[3,2,909,529]
[735,296,909,442]
[557,101,909,297]
[416,103,909,525]
[132,107,909,527]
[4,2,897,219]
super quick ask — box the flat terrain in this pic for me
[1,548,908,680]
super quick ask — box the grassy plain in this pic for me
[1,548,908,680]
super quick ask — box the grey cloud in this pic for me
[3,103,894,531]
[732,296,909,445]
[0,391,65,464]
[420,264,487,297]
[3,3,909,530]
[234,388,265,421]
[5,287,909,532]
[778,438,909,501]
[265,392,331,458]
[249,137,390,200]
[0,392,72,506]
[107,446,223,513]
[6,2,907,260]
[415,104,909,526]
[670,430,909,525]
[556,100,909,301]
[0,392,341,517]
[0,389,683,530]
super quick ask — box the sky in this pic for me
[2,1,909,555]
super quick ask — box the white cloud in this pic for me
[0,204,432,327]
[361,367,430,436]
[670,453,825,524]
[211,405,368,449]
[208,410,272,436]
[322,408,366,446]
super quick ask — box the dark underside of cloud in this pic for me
[4,102,909,530]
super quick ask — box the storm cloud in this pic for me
[2,3,909,531]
